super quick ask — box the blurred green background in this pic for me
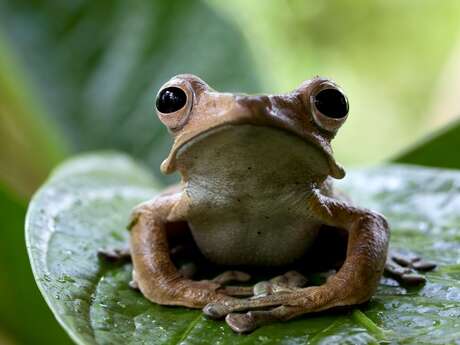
[1,0,460,344]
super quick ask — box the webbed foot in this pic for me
[204,281,359,333]
[385,249,436,285]
[252,270,308,297]
[203,270,313,333]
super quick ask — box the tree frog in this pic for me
[101,74,435,333]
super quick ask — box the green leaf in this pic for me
[394,118,460,169]
[0,183,72,344]
[27,153,460,345]
[0,31,67,199]
[0,0,260,187]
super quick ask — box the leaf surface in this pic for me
[0,184,72,344]
[26,153,460,345]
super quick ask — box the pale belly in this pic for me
[187,199,322,266]
[176,124,330,266]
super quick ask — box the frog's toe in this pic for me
[212,270,251,284]
[219,285,253,297]
[225,313,257,333]
[391,250,436,270]
[400,273,426,285]
[97,247,131,262]
[225,305,304,333]
[210,270,254,297]
[203,302,232,319]
[385,249,436,285]
[412,259,437,271]
[253,281,293,296]
[271,270,308,288]
[253,270,308,297]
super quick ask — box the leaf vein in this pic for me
[171,312,202,345]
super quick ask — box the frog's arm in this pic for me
[203,191,390,333]
[307,191,390,299]
[130,191,238,308]
[325,184,435,285]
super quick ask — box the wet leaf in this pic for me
[26,153,460,345]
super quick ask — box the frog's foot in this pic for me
[203,284,351,333]
[203,271,309,331]
[225,305,304,333]
[385,250,436,285]
[97,247,131,263]
[212,270,251,284]
[214,271,253,297]
[213,270,307,298]
[252,271,308,297]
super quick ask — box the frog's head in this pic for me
[155,74,348,180]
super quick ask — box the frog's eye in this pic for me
[314,89,348,119]
[311,87,349,131]
[156,87,187,113]
[155,83,192,130]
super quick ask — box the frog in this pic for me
[100,74,435,333]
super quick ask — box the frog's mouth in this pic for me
[161,122,345,180]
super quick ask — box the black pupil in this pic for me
[314,89,349,119]
[156,87,187,113]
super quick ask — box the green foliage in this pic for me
[0,0,260,190]
[0,0,257,344]
[26,153,460,345]
[1,0,460,343]
[0,32,66,199]
[0,1,261,343]
[394,118,460,169]
[213,0,460,165]
[0,184,72,344]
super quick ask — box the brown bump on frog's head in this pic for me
[155,74,349,179]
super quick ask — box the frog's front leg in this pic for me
[130,192,243,308]
[204,192,390,333]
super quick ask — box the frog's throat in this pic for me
[160,124,345,180]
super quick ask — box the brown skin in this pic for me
[124,74,433,333]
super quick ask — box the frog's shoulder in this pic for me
[128,183,184,230]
